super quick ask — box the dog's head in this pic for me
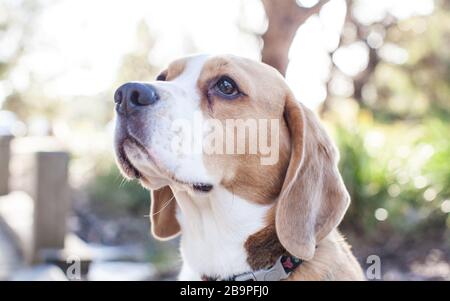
[114,54,349,260]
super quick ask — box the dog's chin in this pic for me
[116,138,214,193]
[115,143,141,180]
[115,139,166,190]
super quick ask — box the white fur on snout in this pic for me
[123,143,167,190]
[143,54,215,185]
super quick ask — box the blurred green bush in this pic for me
[336,111,450,246]
[87,162,150,215]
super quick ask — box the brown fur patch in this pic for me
[287,230,365,280]
[197,55,292,204]
[165,58,188,80]
[244,206,287,270]
[246,205,365,280]
[150,186,180,240]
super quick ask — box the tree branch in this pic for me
[261,0,330,75]
[295,0,330,23]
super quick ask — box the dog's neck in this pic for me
[173,186,272,280]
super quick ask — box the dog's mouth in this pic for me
[116,138,142,180]
[116,135,213,193]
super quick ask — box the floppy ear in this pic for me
[150,186,181,240]
[275,94,350,260]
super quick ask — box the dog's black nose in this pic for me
[114,82,159,114]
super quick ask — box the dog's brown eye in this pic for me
[215,76,239,97]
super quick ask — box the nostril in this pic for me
[116,82,158,109]
[114,90,123,104]
[130,90,140,106]
[130,86,158,106]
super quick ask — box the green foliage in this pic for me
[87,161,150,215]
[369,9,450,120]
[334,4,450,248]
[336,113,450,245]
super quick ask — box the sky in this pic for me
[1,0,435,109]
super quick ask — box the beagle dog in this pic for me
[113,54,364,281]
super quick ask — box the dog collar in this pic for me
[202,255,303,281]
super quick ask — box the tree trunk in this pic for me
[261,0,329,76]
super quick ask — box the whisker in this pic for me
[144,194,176,217]
[119,177,127,188]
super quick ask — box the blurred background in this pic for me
[0,0,449,281]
